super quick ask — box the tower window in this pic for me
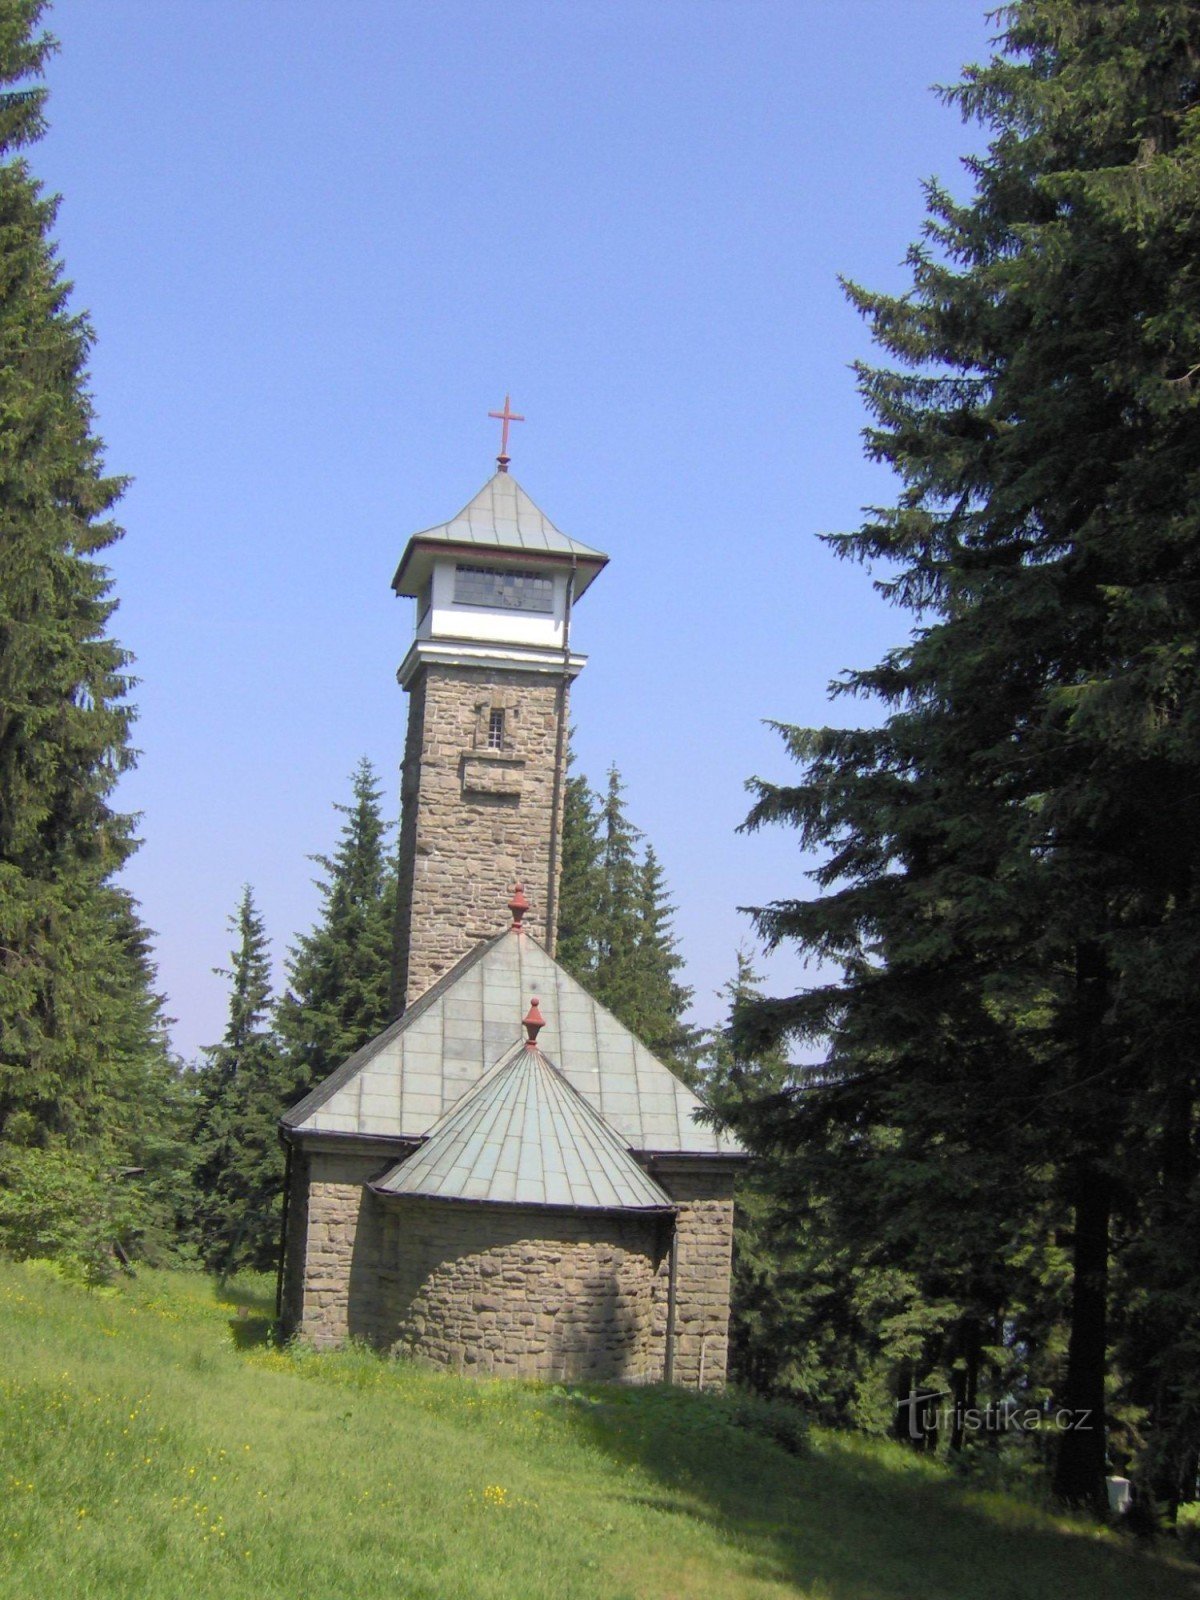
[454,563,553,613]
[487,709,505,750]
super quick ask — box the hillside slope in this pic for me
[0,1262,1195,1600]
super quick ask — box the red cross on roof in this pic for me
[488,394,524,471]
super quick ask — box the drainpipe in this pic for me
[544,556,576,954]
[664,1227,679,1386]
[274,1140,293,1325]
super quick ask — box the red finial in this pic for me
[488,393,524,472]
[523,996,545,1048]
[508,882,530,931]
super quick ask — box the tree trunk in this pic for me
[1052,1155,1112,1509]
[1147,1079,1197,1516]
[949,1316,982,1453]
[1052,940,1114,1513]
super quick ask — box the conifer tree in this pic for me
[555,750,603,982]
[735,0,1200,1510]
[276,759,397,1100]
[702,954,812,1399]
[561,762,698,1073]
[631,846,698,1076]
[712,953,1069,1436]
[191,887,285,1274]
[590,765,645,1023]
[0,4,170,1163]
[95,888,193,1261]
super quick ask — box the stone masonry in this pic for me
[393,663,568,1008]
[651,1164,737,1388]
[279,1148,310,1334]
[283,1144,736,1388]
[288,1147,389,1347]
[376,1198,666,1381]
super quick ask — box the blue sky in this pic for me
[37,1,997,1060]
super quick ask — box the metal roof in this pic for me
[392,473,608,598]
[283,928,743,1157]
[372,1040,674,1212]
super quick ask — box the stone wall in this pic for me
[393,664,569,1009]
[282,1148,738,1389]
[652,1164,736,1389]
[376,1198,667,1381]
[285,1149,389,1347]
[279,1147,310,1335]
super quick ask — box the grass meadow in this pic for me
[1,1259,1197,1600]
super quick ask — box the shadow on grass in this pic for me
[227,1314,274,1350]
[566,1388,1200,1600]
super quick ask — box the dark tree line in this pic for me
[716,0,1200,1518]
[0,4,406,1278]
[190,758,397,1274]
[557,757,699,1077]
[0,3,189,1279]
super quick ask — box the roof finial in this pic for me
[488,393,524,472]
[523,995,545,1049]
[508,882,530,932]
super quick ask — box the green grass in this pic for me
[0,1261,1196,1600]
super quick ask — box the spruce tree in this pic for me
[94,888,193,1262]
[555,748,604,982]
[277,758,397,1099]
[702,954,1050,1431]
[702,954,812,1400]
[192,887,286,1274]
[590,765,644,1022]
[562,763,698,1073]
[631,846,698,1077]
[735,0,1200,1510]
[0,4,169,1160]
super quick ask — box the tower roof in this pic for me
[282,927,744,1159]
[392,472,608,599]
[371,1036,674,1213]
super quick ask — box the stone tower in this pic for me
[391,467,607,1008]
[280,441,742,1385]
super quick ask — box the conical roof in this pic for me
[372,1038,674,1212]
[392,473,607,598]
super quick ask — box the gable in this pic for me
[282,930,742,1157]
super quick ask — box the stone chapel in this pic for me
[278,435,744,1387]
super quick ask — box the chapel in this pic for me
[278,419,744,1387]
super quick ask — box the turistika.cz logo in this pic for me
[896,1391,1094,1442]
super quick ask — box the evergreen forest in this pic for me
[2,0,1200,1549]
[708,0,1200,1521]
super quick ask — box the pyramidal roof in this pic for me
[282,928,743,1158]
[371,1039,674,1212]
[391,473,608,598]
